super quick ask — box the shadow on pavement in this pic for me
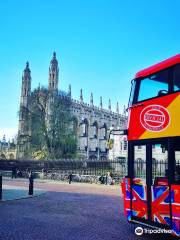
[0,190,177,240]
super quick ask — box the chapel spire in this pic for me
[80,89,83,103]
[116,102,119,113]
[100,96,103,109]
[48,52,59,92]
[90,92,93,106]
[108,99,111,111]
[68,84,71,98]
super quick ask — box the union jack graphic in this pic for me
[131,184,147,219]
[121,178,180,237]
[151,186,170,225]
[171,185,180,237]
[121,178,147,220]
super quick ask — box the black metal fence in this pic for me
[0,158,127,177]
[134,159,180,179]
[0,158,179,181]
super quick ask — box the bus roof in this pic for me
[135,54,180,78]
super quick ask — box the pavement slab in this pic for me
[2,186,45,201]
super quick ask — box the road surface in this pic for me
[0,179,176,240]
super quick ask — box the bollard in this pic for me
[0,174,2,200]
[28,175,34,195]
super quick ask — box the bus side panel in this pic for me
[128,92,180,141]
[121,178,131,220]
[171,184,180,237]
[131,181,147,219]
[151,186,170,226]
[121,177,148,220]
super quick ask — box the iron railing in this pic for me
[0,158,179,181]
[0,158,126,176]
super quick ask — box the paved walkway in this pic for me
[2,184,44,201]
[0,179,175,240]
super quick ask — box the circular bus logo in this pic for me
[140,105,170,132]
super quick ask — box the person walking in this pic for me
[12,167,17,179]
[28,170,34,195]
[68,173,73,184]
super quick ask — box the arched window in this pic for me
[89,155,97,161]
[71,117,78,134]
[84,124,88,136]
[104,124,107,139]
[9,154,14,160]
[83,119,89,137]
[123,137,127,151]
[93,122,98,138]
[0,154,6,159]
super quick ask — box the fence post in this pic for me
[28,174,34,195]
[0,174,2,200]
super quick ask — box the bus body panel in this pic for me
[121,177,180,237]
[128,92,180,141]
[123,55,180,237]
[135,54,180,78]
[171,184,180,237]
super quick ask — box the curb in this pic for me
[0,191,46,202]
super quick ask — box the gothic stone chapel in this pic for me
[17,52,127,160]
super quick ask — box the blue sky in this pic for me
[0,0,180,140]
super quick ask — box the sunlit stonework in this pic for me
[17,52,127,160]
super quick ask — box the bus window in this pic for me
[134,145,146,180]
[128,80,136,107]
[173,64,180,92]
[152,143,168,186]
[137,69,169,102]
[175,166,180,184]
[174,143,180,184]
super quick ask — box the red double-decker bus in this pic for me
[121,54,180,237]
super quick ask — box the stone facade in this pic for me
[17,52,127,160]
[109,135,127,160]
[0,135,17,159]
[71,98,127,159]
[17,61,31,159]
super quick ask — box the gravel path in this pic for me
[0,180,176,240]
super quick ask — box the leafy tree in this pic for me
[26,87,77,159]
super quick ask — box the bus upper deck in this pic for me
[121,54,180,237]
[128,54,180,141]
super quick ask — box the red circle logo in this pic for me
[140,105,170,132]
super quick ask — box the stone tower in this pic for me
[16,52,128,160]
[47,52,59,132]
[18,62,31,135]
[48,52,59,92]
[17,62,31,159]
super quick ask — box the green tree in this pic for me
[27,87,77,159]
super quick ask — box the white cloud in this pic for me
[0,128,18,141]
